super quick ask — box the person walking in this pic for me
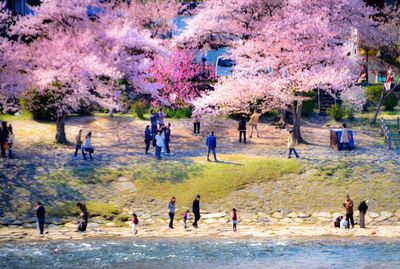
[249,111,261,138]
[144,125,151,154]
[343,194,355,229]
[132,213,139,235]
[150,110,159,138]
[164,123,171,155]
[192,195,201,228]
[168,197,176,229]
[183,210,189,229]
[82,132,94,160]
[7,127,14,159]
[77,202,89,233]
[232,208,238,232]
[154,131,163,160]
[238,115,247,143]
[158,107,166,127]
[0,121,9,158]
[358,200,369,228]
[36,202,46,235]
[74,130,83,157]
[339,123,351,151]
[287,129,299,158]
[206,131,217,162]
[193,113,201,135]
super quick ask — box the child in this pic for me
[132,213,139,235]
[334,216,343,228]
[232,208,238,232]
[340,218,348,229]
[183,210,189,229]
[287,129,299,158]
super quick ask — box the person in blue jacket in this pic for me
[206,131,217,162]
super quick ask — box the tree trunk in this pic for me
[55,114,68,144]
[291,103,304,143]
[371,86,385,125]
[365,49,369,83]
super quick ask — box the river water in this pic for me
[1,239,399,269]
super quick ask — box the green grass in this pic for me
[0,112,33,121]
[47,201,120,219]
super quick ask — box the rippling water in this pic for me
[1,239,399,269]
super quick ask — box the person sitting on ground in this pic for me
[334,216,343,228]
[287,129,299,159]
[7,127,14,159]
[232,208,238,232]
[339,123,352,151]
[238,115,247,143]
[82,132,94,160]
[358,200,369,229]
[132,213,139,235]
[249,110,261,138]
[77,202,89,233]
[144,125,151,154]
[74,129,83,157]
[343,194,355,229]
[206,131,217,162]
[340,218,348,229]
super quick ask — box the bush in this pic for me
[302,91,317,116]
[365,84,383,103]
[326,104,346,121]
[130,100,148,119]
[164,107,192,119]
[383,92,398,111]
[20,89,61,121]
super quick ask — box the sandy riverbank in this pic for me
[1,223,400,243]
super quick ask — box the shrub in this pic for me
[165,107,192,119]
[130,100,148,119]
[365,84,383,103]
[20,88,62,121]
[327,104,346,121]
[302,91,317,116]
[383,92,398,111]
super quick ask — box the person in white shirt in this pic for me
[154,131,163,160]
[82,132,94,160]
[340,218,349,229]
[249,111,261,138]
[340,123,351,151]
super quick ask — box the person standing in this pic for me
[164,123,171,155]
[82,132,94,160]
[183,210,189,229]
[168,197,176,229]
[238,115,247,143]
[206,131,217,162]
[74,130,83,157]
[144,125,151,154]
[358,200,369,228]
[192,195,201,228]
[287,129,299,158]
[232,208,238,232]
[343,194,354,229]
[154,131,163,160]
[193,113,201,135]
[249,111,261,138]
[7,127,14,159]
[339,123,351,151]
[132,213,139,235]
[36,202,46,235]
[77,202,89,233]
[158,108,166,126]
[150,110,159,138]
[0,121,9,158]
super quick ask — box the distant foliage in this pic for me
[327,104,346,121]
[131,100,148,119]
[164,107,192,119]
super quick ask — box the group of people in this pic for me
[334,194,369,229]
[145,109,172,160]
[74,130,95,160]
[0,121,14,159]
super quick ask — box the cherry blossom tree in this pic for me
[150,47,216,106]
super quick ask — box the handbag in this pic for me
[4,143,9,151]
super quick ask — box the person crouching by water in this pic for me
[132,213,139,235]
[358,200,369,228]
[168,196,176,229]
[36,202,46,235]
[333,215,343,228]
[343,194,354,229]
[82,132,94,160]
[77,202,89,233]
[232,208,238,232]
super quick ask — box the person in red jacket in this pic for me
[232,208,238,232]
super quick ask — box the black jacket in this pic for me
[36,205,45,219]
[0,127,8,143]
[238,119,246,131]
[192,199,200,215]
[358,201,368,213]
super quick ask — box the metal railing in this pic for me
[381,117,400,150]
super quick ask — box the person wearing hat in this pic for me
[343,194,354,229]
[358,200,369,228]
